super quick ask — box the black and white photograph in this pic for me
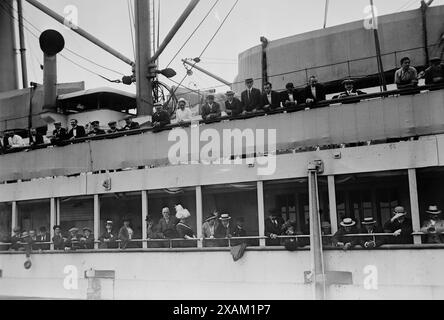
[0,0,444,302]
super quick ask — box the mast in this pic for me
[135,0,153,116]
[17,0,28,88]
[370,0,387,92]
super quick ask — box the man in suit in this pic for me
[215,213,235,247]
[336,79,366,104]
[383,206,413,244]
[358,217,385,249]
[29,128,45,147]
[107,121,120,134]
[51,122,68,144]
[88,121,106,136]
[37,226,51,250]
[65,227,82,250]
[123,116,140,131]
[420,205,444,244]
[394,56,418,89]
[118,217,134,249]
[201,95,222,121]
[10,227,22,251]
[152,103,171,129]
[68,119,86,140]
[261,82,282,112]
[225,91,243,117]
[52,225,65,250]
[99,221,118,249]
[332,218,359,251]
[156,207,179,239]
[281,82,303,110]
[80,227,95,249]
[241,78,262,113]
[304,76,327,108]
[265,209,284,246]
[424,57,444,86]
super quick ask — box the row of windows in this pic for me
[0,168,443,247]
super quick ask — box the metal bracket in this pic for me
[308,160,324,173]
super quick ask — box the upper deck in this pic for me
[0,85,443,183]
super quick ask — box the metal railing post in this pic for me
[94,195,100,250]
[328,176,338,234]
[257,181,266,247]
[196,186,203,248]
[142,191,148,249]
[408,169,422,245]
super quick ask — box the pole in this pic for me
[135,0,153,116]
[24,0,134,66]
[370,0,387,92]
[420,0,431,65]
[182,59,232,87]
[17,0,28,88]
[323,0,329,29]
[308,161,326,300]
[151,0,200,63]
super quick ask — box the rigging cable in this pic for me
[1,0,125,77]
[165,0,221,68]
[127,0,136,60]
[166,0,240,100]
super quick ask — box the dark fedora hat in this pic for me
[342,78,355,85]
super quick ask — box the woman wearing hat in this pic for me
[420,205,444,244]
[118,217,135,249]
[202,214,218,247]
[175,205,196,247]
[332,218,359,251]
[176,98,193,123]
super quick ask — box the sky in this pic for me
[11,0,444,94]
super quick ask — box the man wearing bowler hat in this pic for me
[152,103,171,129]
[107,121,120,134]
[336,79,366,104]
[99,220,118,249]
[264,209,284,246]
[123,115,140,131]
[420,205,444,244]
[225,91,243,117]
[383,206,413,244]
[332,218,359,250]
[51,122,68,144]
[80,227,95,249]
[358,217,385,249]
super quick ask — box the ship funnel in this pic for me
[39,29,65,112]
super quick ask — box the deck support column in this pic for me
[94,195,100,249]
[142,191,148,249]
[50,198,56,250]
[196,186,203,248]
[408,169,422,245]
[257,181,266,247]
[328,176,338,234]
[11,201,17,233]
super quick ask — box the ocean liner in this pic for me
[0,0,444,300]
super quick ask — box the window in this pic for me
[0,202,11,244]
[264,178,329,234]
[202,183,258,246]
[17,199,50,234]
[148,188,197,247]
[60,196,94,236]
[100,192,142,247]
[335,171,409,229]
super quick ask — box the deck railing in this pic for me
[0,232,435,252]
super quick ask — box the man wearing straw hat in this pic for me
[358,217,385,249]
[215,213,235,247]
[332,218,359,251]
[420,205,444,244]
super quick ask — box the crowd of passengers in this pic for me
[1,203,444,252]
[1,56,443,153]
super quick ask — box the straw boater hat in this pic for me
[340,218,356,227]
[219,213,232,221]
[175,204,191,220]
[362,217,377,225]
[393,206,407,216]
[426,205,442,215]
[225,90,235,96]
[69,227,79,233]
[342,78,355,85]
[204,214,217,223]
[106,220,113,226]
